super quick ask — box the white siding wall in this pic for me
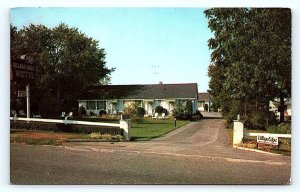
[144,102,153,115]
[79,98,198,116]
[198,100,210,112]
[169,102,175,114]
[161,101,169,111]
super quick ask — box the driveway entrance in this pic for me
[10,118,291,184]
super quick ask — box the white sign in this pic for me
[257,135,279,145]
[18,90,26,97]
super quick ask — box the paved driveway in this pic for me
[10,118,291,184]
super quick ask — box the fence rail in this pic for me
[10,117,121,127]
[10,117,131,140]
[245,132,291,138]
[233,121,291,145]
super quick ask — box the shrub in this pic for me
[250,114,266,130]
[172,101,194,120]
[172,103,186,120]
[185,100,193,117]
[124,105,136,116]
[88,133,124,141]
[136,107,146,118]
[224,101,240,128]
[243,111,276,130]
[266,111,277,126]
[99,110,107,116]
[78,106,86,116]
[267,123,291,134]
[195,110,203,117]
[155,106,164,114]
[162,108,169,116]
[111,134,123,140]
[89,133,102,139]
[190,110,203,121]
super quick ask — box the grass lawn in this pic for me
[78,116,189,141]
[130,118,189,141]
[10,117,189,144]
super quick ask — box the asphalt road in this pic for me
[10,118,291,184]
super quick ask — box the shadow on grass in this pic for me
[130,137,151,141]
[134,121,171,125]
[202,117,223,119]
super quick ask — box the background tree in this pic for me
[204,8,291,127]
[11,23,114,117]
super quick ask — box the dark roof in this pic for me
[79,83,198,100]
[198,92,210,101]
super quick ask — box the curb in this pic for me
[233,145,282,156]
[65,139,124,142]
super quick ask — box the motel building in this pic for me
[78,83,199,116]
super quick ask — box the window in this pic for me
[97,101,106,110]
[87,101,96,110]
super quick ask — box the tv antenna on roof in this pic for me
[152,65,159,75]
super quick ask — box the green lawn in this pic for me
[130,118,189,141]
[71,116,189,141]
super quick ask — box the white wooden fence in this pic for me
[233,121,291,145]
[10,117,131,140]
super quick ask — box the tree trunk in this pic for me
[244,101,247,116]
[57,78,60,113]
[255,99,258,115]
[279,95,285,123]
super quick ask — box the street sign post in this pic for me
[11,55,36,118]
[11,55,35,82]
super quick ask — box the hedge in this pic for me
[10,121,123,135]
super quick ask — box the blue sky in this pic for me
[11,7,213,92]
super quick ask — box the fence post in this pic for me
[233,120,244,145]
[120,119,131,141]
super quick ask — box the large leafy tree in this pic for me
[11,23,114,116]
[204,8,291,124]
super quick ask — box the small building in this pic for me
[198,92,211,112]
[78,83,199,116]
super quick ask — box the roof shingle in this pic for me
[79,83,198,100]
[198,92,210,101]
